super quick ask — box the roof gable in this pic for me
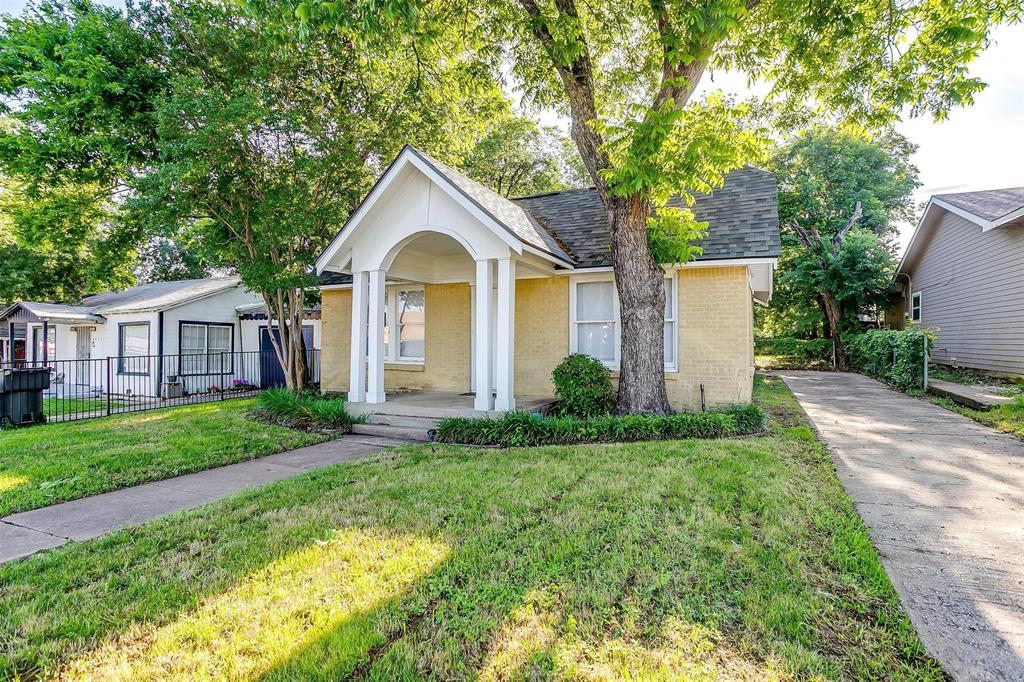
[316,146,574,274]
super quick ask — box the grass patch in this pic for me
[931,394,1024,439]
[248,388,359,431]
[41,397,124,417]
[0,375,943,680]
[0,400,329,516]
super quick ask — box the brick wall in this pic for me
[515,276,569,396]
[320,266,754,410]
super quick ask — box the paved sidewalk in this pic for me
[780,371,1024,681]
[0,434,403,564]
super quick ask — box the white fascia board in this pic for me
[571,257,778,276]
[991,205,1024,230]
[931,197,991,229]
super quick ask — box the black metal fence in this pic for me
[0,349,321,425]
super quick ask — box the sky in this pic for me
[2,0,1022,254]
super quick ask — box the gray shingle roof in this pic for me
[408,147,575,265]
[935,187,1024,222]
[512,166,780,268]
[81,277,242,313]
[318,160,780,286]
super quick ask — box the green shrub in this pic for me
[250,388,358,430]
[756,337,833,361]
[433,403,768,447]
[550,354,616,418]
[845,328,934,392]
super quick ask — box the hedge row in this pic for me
[755,337,833,361]
[433,404,768,447]
[845,327,934,392]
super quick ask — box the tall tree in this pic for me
[0,0,168,300]
[769,127,918,364]
[300,0,1022,413]
[461,115,588,197]
[133,0,505,390]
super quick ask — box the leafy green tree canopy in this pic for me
[298,0,1021,413]
[766,127,918,363]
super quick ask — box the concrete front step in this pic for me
[365,413,442,429]
[350,423,432,442]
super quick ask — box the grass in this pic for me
[0,400,329,516]
[0,375,944,680]
[928,365,1023,396]
[931,394,1024,440]
[41,397,124,416]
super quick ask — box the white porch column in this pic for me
[473,258,494,411]
[366,269,386,404]
[494,257,516,411]
[348,270,368,402]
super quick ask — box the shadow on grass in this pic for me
[1,384,945,681]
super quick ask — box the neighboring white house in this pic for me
[0,278,275,396]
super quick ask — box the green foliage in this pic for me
[460,115,587,197]
[756,337,833,362]
[845,328,935,393]
[765,127,918,341]
[251,388,357,430]
[0,180,135,302]
[434,403,768,446]
[550,354,616,418]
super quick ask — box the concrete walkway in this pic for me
[780,371,1024,681]
[0,434,405,564]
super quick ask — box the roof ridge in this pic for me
[512,186,597,200]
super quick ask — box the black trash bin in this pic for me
[0,367,50,427]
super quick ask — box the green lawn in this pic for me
[932,394,1024,439]
[0,376,943,680]
[0,400,329,516]
[41,397,124,416]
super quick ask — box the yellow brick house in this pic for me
[316,146,779,415]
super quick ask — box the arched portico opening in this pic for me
[347,228,519,413]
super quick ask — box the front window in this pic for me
[571,274,677,369]
[911,292,922,323]
[181,323,233,374]
[376,286,426,363]
[118,323,150,374]
[575,281,616,362]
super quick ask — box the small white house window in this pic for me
[570,273,678,370]
[911,291,922,323]
[181,322,233,374]
[118,323,150,375]
[575,281,616,362]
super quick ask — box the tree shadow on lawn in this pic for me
[1,435,944,681]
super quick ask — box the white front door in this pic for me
[76,328,91,360]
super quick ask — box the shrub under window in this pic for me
[551,354,615,418]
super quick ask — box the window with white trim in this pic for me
[180,322,233,374]
[118,323,150,375]
[571,273,678,369]
[376,286,426,363]
[911,291,922,323]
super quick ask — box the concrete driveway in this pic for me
[779,371,1024,681]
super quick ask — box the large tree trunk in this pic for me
[611,196,672,415]
[822,288,845,368]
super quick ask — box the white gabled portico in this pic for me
[316,145,573,414]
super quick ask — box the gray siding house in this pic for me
[894,187,1024,375]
